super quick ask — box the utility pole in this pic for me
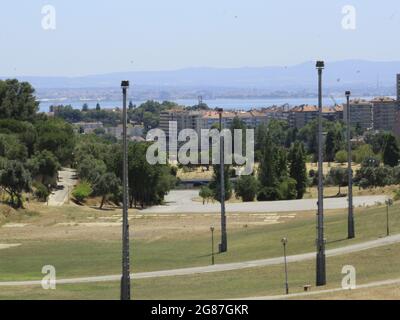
[281,237,289,295]
[217,108,227,253]
[210,226,215,265]
[346,91,355,239]
[120,80,131,300]
[316,61,326,286]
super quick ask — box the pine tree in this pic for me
[289,141,307,199]
[383,133,400,167]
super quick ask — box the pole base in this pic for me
[316,252,326,286]
[120,276,131,300]
[219,243,227,253]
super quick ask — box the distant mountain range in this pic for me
[2,60,400,91]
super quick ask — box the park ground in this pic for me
[1,189,400,300]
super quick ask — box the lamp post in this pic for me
[210,226,215,265]
[386,198,393,237]
[120,80,131,300]
[346,91,355,239]
[217,108,227,253]
[281,237,289,295]
[316,61,326,286]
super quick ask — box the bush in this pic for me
[278,177,297,200]
[257,187,282,201]
[72,181,93,203]
[335,150,348,164]
[235,175,258,202]
[32,182,50,202]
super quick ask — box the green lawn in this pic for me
[1,202,400,281]
[1,242,400,300]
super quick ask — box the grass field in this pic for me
[1,242,400,300]
[1,199,400,282]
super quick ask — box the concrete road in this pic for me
[142,190,387,214]
[48,168,78,206]
[1,234,399,286]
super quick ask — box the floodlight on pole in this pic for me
[120,80,131,300]
[316,61,326,286]
[346,91,355,239]
[217,107,227,253]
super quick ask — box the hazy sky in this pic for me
[1,0,399,76]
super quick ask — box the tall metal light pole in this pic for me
[346,91,355,239]
[217,108,227,253]
[316,61,326,286]
[120,80,131,300]
[281,237,289,295]
[210,226,215,265]
[386,198,393,237]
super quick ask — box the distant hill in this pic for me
[2,60,400,90]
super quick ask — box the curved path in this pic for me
[142,190,387,213]
[1,234,400,287]
[238,277,400,300]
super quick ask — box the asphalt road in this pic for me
[1,234,399,286]
[142,190,387,214]
[48,168,77,206]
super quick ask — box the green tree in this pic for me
[335,150,348,164]
[96,103,101,111]
[93,172,121,209]
[72,181,93,203]
[383,133,400,167]
[199,186,213,204]
[209,164,232,202]
[82,103,89,112]
[27,150,60,185]
[288,141,307,199]
[328,167,348,194]
[235,175,258,202]
[35,118,75,165]
[325,130,336,162]
[0,79,39,120]
[0,160,31,208]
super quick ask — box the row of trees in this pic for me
[0,80,72,208]
[74,134,176,208]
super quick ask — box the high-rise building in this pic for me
[397,74,400,101]
[372,97,398,132]
[343,99,373,131]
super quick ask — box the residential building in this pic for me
[75,122,103,134]
[397,74,400,101]
[372,97,399,132]
[343,99,373,130]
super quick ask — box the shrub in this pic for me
[335,150,348,164]
[235,175,258,202]
[32,182,50,202]
[72,181,93,203]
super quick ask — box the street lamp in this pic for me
[210,226,215,265]
[281,237,289,295]
[346,91,355,239]
[216,107,227,253]
[120,80,131,300]
[386,198,393,237]
[316,61,326,286]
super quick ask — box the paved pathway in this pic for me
[48,168,77,206]
[142,190,387,213]
[240,277,400,300]
[1,234,399,287]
